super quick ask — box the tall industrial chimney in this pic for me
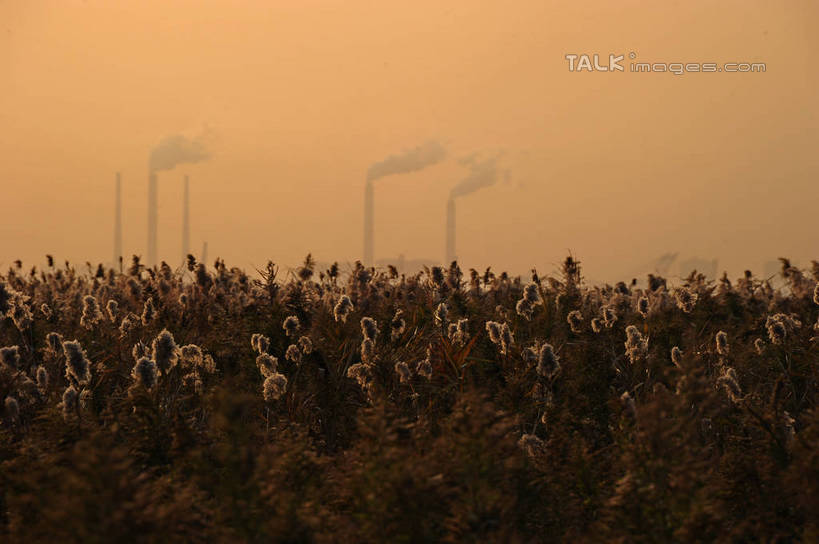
[363,180,374,266]
[147,170,158,266]
[201,241,208,267]
[182,175,190,264]
[114,172,122,267]
[445,198,456,264]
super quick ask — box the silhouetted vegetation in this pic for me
[1,255,818,542]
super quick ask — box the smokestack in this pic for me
[113,172,122,267]
[363,180,374,266]
[445,198,455,264]
[201,241,208,266]
[147,170,158,267]
[182,175,190,264]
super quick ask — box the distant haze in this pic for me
[1,1,817,281]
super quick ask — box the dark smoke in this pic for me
[449,154,503,199]
[366,140,446,182]
[149,132,211,172]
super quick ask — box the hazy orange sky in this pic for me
[1,1,817,281]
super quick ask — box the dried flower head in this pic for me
[523,283,541,305]
[637,296,649,318]
[624,325,648,364]
[297,336,313,355]
[106,299,119,322]
[0,346,20,370]
[591,318,602,333]
[347,362,374,390]
[485,321,502,344]
[674,287,698,313]
[8,295,33,331]
[361,338,375,364]
[333,295,354,323]
[715,331,729,355]
[536,343,560,379]
[360,317,379,341]
[61,385,78,420]
[36,366,49,391]
[522,345,538,366]
[80,295,103,329]
[46,332,64,354]
[151,329,179,373]
[434,302,448,326]
[567,310,583,333]
[256,353,278,377]
[180,344,203,367]
[390,309,406,341]
[754,338,765,354]
[670,346,683,368]
[251,333,270,354]
[63,340,92,385]
[40,303,53,320]
[516,298,534,321]
[718,367,742,403]
[285,344,302,364]
[602,306,617,328]
[283,315,300,337]
[141,296,156,325]
[263,373,288,402]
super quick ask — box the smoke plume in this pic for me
[366,140,446,182]
[149,132,211,172]
[450,154,503,200]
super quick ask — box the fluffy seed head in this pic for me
[390,309,406,341]
[46,332,64,354]
[256,353,278,377]
[297,336,313,355]
[591,318,602,333]
[360,317,379,341]
[0,346,20,370]
[434,302,448,326]
[637,296,649,317]
[670,346,683,368]
[36,366,49,390]
[537,343,560,378]
[80,295,103,329]
[567,310,583,333]
[151,329,179,372]
[333,295,354,323]
[283,315,300,337]
[674,287,698,313]
[106,299,119,322]
[715,331,729,355]
[485,321,502,344]
[132,357,158,389]
[180,344,203,367]
[141,296,156,325]
[285,344,302,363]
[251,333,270,354]
[263,373,288,402]
[62,385,78,420]
[63,340,92,385]
[624,326,648,364]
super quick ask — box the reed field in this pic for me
[1,254,818,542]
